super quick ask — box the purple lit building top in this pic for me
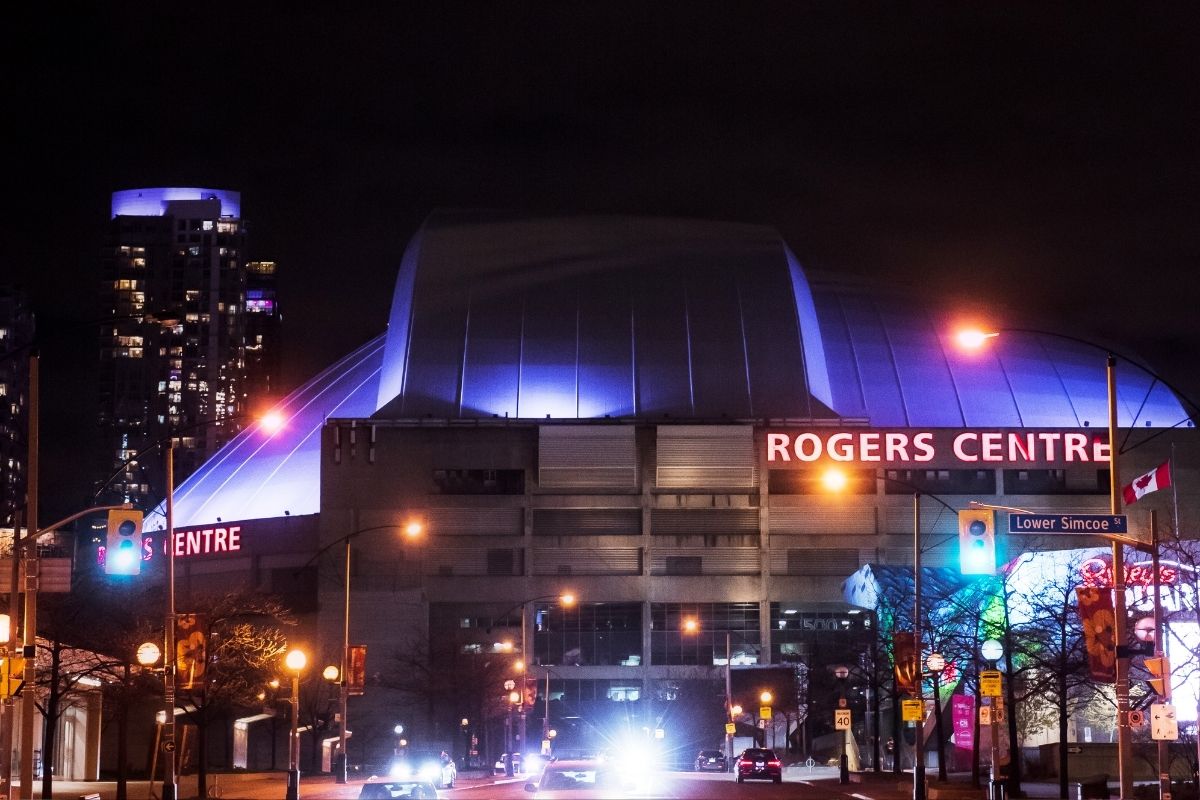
[155,212,1192,529]
[111,187,241,218]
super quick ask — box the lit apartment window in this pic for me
[188,246,201,256]
[202,220,214,231]
[132,258,146,268]
[185,290,200,301]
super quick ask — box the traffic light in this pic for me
[1146,656,1169,697]
[957,509,995,575]
[105,509,144,575]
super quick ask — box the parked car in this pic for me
[494,752,522,774]
[694,749,727,772]
[735,747,782,783]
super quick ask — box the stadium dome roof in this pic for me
[156,212,1192,528]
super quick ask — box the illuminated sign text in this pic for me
[1079,557,1178,589]
[169,525,243,557]
[765,430,1110,467]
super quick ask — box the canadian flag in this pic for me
[1122,461,1172,505]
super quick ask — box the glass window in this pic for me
[534,602,642,667]
[650,602,760,666]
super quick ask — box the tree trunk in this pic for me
[117,664,130,800]
[41,644,61,800]
[1002,583,1022,797]
[1058,616,1069,799]
[197,713,209,799]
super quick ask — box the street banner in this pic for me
[952,695,975,750]
[1076,587,1117,682]
[175,613,208,690]
[893,632,917,695]
[348,644,367,696]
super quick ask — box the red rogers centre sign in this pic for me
[168,525,244,557]
[765,429,1110,467]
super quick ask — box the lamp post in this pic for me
[823,469,960,800]
[760,691,773,749]
[835,665,851,784]
[305,519,424,783]
[956,327,1200,800]
[490,592,576,768]
[682,616,736,771]
[925,653,947,782]
[285,648,307,800]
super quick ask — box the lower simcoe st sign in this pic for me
[1008,513,1128,534]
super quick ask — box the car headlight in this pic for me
[389,761,414,779]
[523,755,543,775]
[418,761,440,780]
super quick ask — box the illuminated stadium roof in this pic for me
[157,212,1192,528]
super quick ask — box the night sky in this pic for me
[7,5,1200,516]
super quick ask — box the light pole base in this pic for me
[162,781,178,800]
[914,761,926,800]
[840,753,849,784]
[286,768,300,800]
[334,752,347,784]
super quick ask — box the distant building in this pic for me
[0,286,34,527]
[96,188,279,506]
[244,261,281,402]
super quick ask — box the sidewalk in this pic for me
[8,770,505,800]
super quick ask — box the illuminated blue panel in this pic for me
[577,273,635,418]
[877,307,963,427]
[376,229,422,411]
[400,280,469,417]
[633,270,693,416]
[783,246,832,410]
[519,281,580,419]
[459,288,523,417]
[941,328,1024,427]
[111,187,241,218]
[811,287,869,419]
[145,335,385,529]
[837,292,910,425]
[687,267,750,418]
[739,257,814,418]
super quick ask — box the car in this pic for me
[389,751,456,789]
[735,747,782,783]
[358,779,441,799]
[494,751,522,774]
[522,758,628,798]
[694,749,727,772]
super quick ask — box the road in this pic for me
[31,766,921,799]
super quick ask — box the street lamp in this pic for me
[823,467,960,800]
[681,616,738,771]
[296,519,425,783]
[955,326,1200,800]
[284,648,307,800]
[834,665,851,784]
[493,592,576,766]
[925,653,947,782]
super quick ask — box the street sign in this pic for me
[725,722,736,735]
[834,709,851,730]
[838,697,848,708]
[759,706,772,720]
[1151,704,1179,740]
[980,706,992,725]
[980,670,1003,697]
[901,699,923,722]
[1008,513,1127,534]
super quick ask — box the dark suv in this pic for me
[694,749,728,772]
[735,748,782,783]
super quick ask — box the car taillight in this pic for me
[768,759,781,767]
[738,759,751,766]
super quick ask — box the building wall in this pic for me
[313,419,1199,762]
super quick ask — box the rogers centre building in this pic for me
[139,212,1197,765]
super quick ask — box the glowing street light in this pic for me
[284,649,307,800]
